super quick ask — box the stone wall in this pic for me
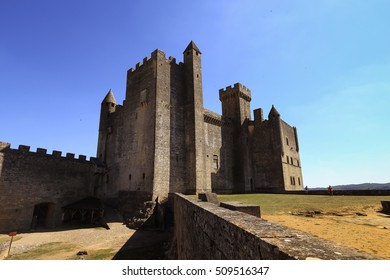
[172,193,377,260]
[0,142,95,232]
[280,120,304,190]
[203,111,234,193]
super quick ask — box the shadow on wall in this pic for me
[112,203,173,260]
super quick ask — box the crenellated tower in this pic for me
[219,83,253,193]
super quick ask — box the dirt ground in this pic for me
[264,205,390,259]
[0,221,136,260]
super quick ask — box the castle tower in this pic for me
[97,89,116,162]
[268,105,284,156]
[219,83,252,193]
[183,41,208,193]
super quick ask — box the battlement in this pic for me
[127,49,182,76]
[203,109,228,127]
[0,141,94,163]
[219,82,252,102]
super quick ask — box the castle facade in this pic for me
[0,41,303,232]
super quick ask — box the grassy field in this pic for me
[217,194,390,215]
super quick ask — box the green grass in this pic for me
[0,236,22,243]
[217,194,390,215]
[85,249,117,260]
[6,242,77,260]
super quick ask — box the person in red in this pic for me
[327,185,333,196]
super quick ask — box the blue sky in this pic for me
[1,0,389,187]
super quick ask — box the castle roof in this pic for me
[102,89,116,104]
[183,41,202,54]
[268,105,281,119]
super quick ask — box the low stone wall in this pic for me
[172,193,377,260]
[220,201,261,218]
[280,189,390,196]
[382,201,390,214]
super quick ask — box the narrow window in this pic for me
[286,157,289,164]
[297,160,300,167]
[129,174,132,181]
[142,173,145,180]
[213,155,219,170]
[140,89,148,105]
[298,177,301,185]
[286,137,289,146]
[291,157,294,165]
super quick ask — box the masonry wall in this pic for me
[172,193,377,260]
[168,61,187,194]
[203,116,234,193]
[280,120,304,190]
[0,143,94,232]
[250,120,285,191]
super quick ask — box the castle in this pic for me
[0,41,303,232]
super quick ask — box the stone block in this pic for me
[36,148,47,155]
[381,201,390,214]
[78,155,87,161]
[52,150,62,157]
[220,201,261,218]
[18,145,30,152]
[198,192,219,205]
[66,153,75,159]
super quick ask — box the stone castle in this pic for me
[0,41,303,232]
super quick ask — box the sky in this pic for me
[1,0,389,188]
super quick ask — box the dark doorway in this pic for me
[31,203,51,229]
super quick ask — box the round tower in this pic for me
[183,41,208,193]
[97,89,116,160]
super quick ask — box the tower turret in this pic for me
[97,89,116,161]
[183,41,207,193]
[268,105,284,156]
[102,89,117,113]
[268,105,280,120]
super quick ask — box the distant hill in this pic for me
[310,183,390,190]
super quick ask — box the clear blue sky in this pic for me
[1,0,389,187]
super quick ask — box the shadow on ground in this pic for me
[112,228,171,260]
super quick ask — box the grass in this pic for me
[83,249,117,260]
[0,236,22,243]
[217,194,390,215]
[6,242,77,260]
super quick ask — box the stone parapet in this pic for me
[173,193,378,260]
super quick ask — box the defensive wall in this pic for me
[0,142,96,232]
[171,193,377,259]
[265,189,390,196]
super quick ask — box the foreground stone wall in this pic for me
[172,193,377,260]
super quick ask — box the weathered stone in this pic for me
[220,201,261,218]
[198,193,219,205]
[173,193,378,260]
[381,201,390,214]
